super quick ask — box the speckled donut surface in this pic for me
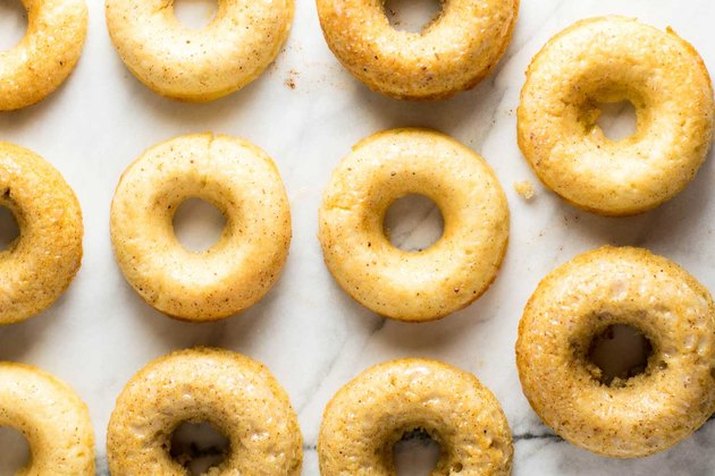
[0,142,83,324]
[316,0,518,99]
[0,0,87,111]
[516,246,715,458]
[107,347,302,475]
[318,358,513,475]
[318,128,509,322]
[0,362,94,475]
[110,133,291,321]
[517,16,714,216]
[105,0,294,101]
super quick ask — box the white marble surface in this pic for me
[1,0,715,474]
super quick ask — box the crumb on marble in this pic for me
[285,69,299,89]
[514,180,535,200]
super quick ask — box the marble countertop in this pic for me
[1,0,715,474]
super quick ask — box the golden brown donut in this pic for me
[0,142,83,324]
[318,128,509,322]
[318,358,513,475]
[0,362,94,475]
[107,347,302,475]
[518,16,714,216]
[110,133,291,321]
[0,0,88,111]
[516,246,715,457]
[105,0,294,102]
[316,0,518,99]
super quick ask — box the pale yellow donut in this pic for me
[517,16,715,216]
[316,0,518,99]
[105,0,294,102]
[110,133,291,321]
[516,246,715,458]
[318,128,509,322]
[318,358,513,475]
[0,362,94,475]
[0,0,87,111]
[0,142,83,324]
[107,347,302,475]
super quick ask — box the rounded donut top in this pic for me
[319,358,513,475]
[107,347,303,475]
[316,0,518,99]
[106,0,294,101]
[0,142,83,324]
[0,362,94,475]
[0,0,88,110]
[319,128,509,321]
[517,246,715,457]
[518,16,714,215]
[110,133,291,321]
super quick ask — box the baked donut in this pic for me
[516,246,715,457]
[318,128,509,322]
[0,0,87,111]
[517,16,714,216]
[110,133,291,321]
[318,358,513,474]
[107,347,302,475]
[0,362,94,474]
[0,142,83,324]
[105,0,294,102]
[316,0,518,99]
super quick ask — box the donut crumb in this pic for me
[284,70,299,90]
[514,180,535,200]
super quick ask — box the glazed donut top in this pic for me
[518,16,714,215]
[517,246,715,457]
[105,0,294,101]
[0,0,87,111]
[316,0,518,99]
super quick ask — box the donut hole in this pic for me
[383,0,443,33]
[587,324,653,386]
[169,421,230,475]
[594,100,638,141]
[0,0,26,51]
[393,428,442,475]
[172,198,226,252]
[173,0,219,29]
[383,194,444,251]
[0,205,20,251]
[0,427,30,474]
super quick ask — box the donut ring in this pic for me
[316,0,518,99]
[0,362,94,474]
[0,0,88,111]
[318,128,509,322]
[517,16,715,216]
[110,133,291,321]
[107,347,302,475]
[516,246,715,457]
[0,142,83,324]
[105,0,294,102]
[318,358,513,474]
